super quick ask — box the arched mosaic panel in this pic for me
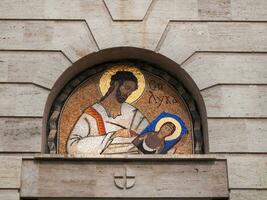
[48,62,203,155]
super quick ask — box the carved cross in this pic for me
[114,167,135,190]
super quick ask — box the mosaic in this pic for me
[57,64,194,155]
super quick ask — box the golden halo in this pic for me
[99,65,145,104]
[155,117,182,141]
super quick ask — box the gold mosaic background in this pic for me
[58,68,193,154]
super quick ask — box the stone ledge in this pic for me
[29,153,225,161]
[21,157,228,198]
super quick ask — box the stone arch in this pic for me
[42,47,208,154]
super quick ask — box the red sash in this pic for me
[84,107,106,135]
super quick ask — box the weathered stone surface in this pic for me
[21,159,228,198]
[230,190,267,200]
[0,157,21,188]
[182,53,267,90]
[0,190,19,200]
[0,51,71,89]
[0,84,49,117]
[208,119,267,153]
[231,0,267,20]
[159,22,267,64]
[0,118,42,152]
[227,156,267,188]
[0,0,90,19]
[202,85,267,118]
[1,0,267,21]
[197,0,231,19]
[104,0,152,20]
[88,19,166,51]
[0,0,266,55]
[150,0,267,21]
[0,0,165,51]
[0,21,97,62]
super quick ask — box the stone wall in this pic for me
[0,0,266,199]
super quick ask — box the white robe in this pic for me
[67,102,149,154]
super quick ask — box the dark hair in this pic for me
[101,71,138,100]
[161,122,176,134]
[110,71,138,86]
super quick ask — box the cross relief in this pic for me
[114,167,135,190]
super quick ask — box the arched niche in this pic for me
[43,47,208,155]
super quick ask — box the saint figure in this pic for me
[132,122,176,154]
[67,70,149,154]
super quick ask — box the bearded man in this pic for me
[67,71,149,154]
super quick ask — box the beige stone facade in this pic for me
[0,0,267,199]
